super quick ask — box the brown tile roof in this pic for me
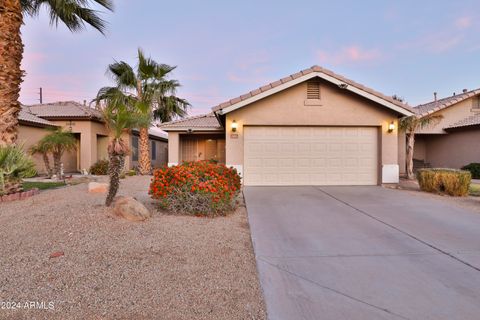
[415,89,480,115]
[445,114,480,129]
[212,65,414,114]
[27,101,103,121]
[159,113,222,130]
[19,106,57,127]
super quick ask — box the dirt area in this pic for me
[0,176,266,320]
[394,178,480,214]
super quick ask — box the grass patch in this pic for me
[22,181,66,191]
[469,184,480,197]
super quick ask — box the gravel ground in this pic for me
[0,176,266,320]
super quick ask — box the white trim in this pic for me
[168,162,178,167]
[216,72,414,117]
[382,164,399,183]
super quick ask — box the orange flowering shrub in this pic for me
[149,161,241,216]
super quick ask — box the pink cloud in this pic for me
[455,16,472,30]
[317,46,382,65]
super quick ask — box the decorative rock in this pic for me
[88,182,108,193]
[113,196,152,221]
[49,251,64,259]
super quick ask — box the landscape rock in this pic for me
[88,182,108,193]
[113,196,152,221]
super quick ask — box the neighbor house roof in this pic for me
[27,101,103,122]
[212,65,414,116]
[132,128,168,141]
[158,113,223,131]
[415,88,480,116]
[445,114,480,130]
[18,105,57,127]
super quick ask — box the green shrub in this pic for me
[89,159,109,175]
[0,145,36,195]
[149,161,241,216]
[126,169,136,176]
[461,163,480,179]
[417,169,471,196]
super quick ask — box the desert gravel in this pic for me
[0,176,266,320]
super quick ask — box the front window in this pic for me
[151,141,157,160]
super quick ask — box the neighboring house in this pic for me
[414,89,480,169]
[18,101,168,174]
[160,65,414,186]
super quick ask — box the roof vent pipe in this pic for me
[434,92,437,101]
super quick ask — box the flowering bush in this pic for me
[149,161,241,216]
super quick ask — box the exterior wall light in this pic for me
[388,121,395,133]
[231,120,238,132]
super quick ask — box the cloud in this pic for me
[316,46,382,65]
[455,16,472,30]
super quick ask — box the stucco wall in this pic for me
[17,125,77,174]
[418,129,480,168]
[417,97,479,134]
[224,80,401,183]
[167,132,180,165]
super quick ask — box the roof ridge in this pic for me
[161,113,215,126]
[211,65,412,113]
[416,88,480,108]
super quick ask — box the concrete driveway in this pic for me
[244,186,480,320]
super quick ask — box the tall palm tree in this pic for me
[37,127,77,179]
[94,91,139,206]
[101,48,189,175]
[399,114,443,179]
[0,0,113,147]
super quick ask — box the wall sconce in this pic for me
[388,121,395,133]
[231,120,238,132]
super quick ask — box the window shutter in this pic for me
[307,80,321,99]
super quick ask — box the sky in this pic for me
[20,0,480,116]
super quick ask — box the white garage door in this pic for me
[244,126,378,186]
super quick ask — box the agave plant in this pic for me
[0,144,36,195]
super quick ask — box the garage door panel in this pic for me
[244,126,378,186]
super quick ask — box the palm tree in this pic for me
[30,142,53,178]
[37,127,77,179]
[399,114,443,179]
[0,144,36,195]
[94,91,139,206]
[0,0,113,147]
[100,48,189,175]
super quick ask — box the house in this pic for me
[18,101,168,174]
[413,89,480,169]
[160,66,414,186]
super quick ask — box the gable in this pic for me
[226,79,403,126]
[213,66,413,117]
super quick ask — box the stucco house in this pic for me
[412,89,480,169]
[18,101,168,174]
[160,66,414,186]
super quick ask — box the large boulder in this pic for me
[88,182,108,193]
[113,196,152,221]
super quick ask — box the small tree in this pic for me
[399,114,443,179]
[30,142,53,178]
[37,128,77,179]
[94,92,139,206]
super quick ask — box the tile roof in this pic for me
[415,89,480,115]
[132,127,168,140]
[159,113,222,130]
[18,105,56,127]
[445,114,480,129]
[27,101,103,121]
[212,65,413,114]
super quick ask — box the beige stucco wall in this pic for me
[413,136,427,161]
[397,130,406,174]
[17,124,77,174]
[417,97,479,134]
[224,80,401,183]
[418,129,480,168]
[167,132,180,165]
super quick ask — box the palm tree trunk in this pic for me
[53,151,61,178]
[138,127,151,175]
[406,132,415,180]
[0,0,24,146]
[106,152,125,206]
[42,153,53,178]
